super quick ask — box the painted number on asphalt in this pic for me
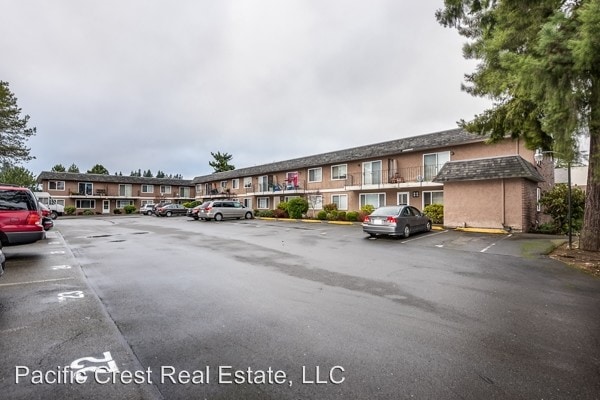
[58,291,84,301]
[70,351,119,383]
[51,265,72,270]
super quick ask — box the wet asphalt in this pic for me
[1,216,599,399]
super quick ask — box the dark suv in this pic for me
[0,184,45,246]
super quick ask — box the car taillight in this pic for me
[205,207,212,211]
[386,216,397,223]
[363,216,370,223]
[27,212,42,226]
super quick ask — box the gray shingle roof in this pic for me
[37,171,193,186]
[433,155,544,183]
[193,128,484,183]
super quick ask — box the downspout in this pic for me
[502,179,506,228]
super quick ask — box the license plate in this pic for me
[373,219,382,225]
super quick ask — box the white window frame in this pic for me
[220,181,228,189]
[179,187,191,198]
[397,192,409,206]
[331,164,347,180]
[257,197,269,209]
[76,199,96,209]
[359,193,386,208]
[232,179,239,189]
[243,177,252,188]
[141,200,154,206]
[49,181,65,191]
[362,161,382,185]
[331,194,348,211]
[423,151,450,181]
[308,168,322,183]
[141,184,154,193]
[537,187,542,212]
[243,198,252,209]
[119,184,133,197]
[160,185,172,194]
[308,195,323,210]
[422,190,443,208]
[78,182,93,195]
[116,200,134,208]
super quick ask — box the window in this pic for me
[196,184,203,193]
[220,181,227,189]
[55,199,65,207]
[116,200,134,208]
[258,176,272,192]
[49,181,65,191]
[362,161,382,185]
[232,179,239,189]
[331,194,348,210]
[160,185,171,194]
[76,199,95,209]
[119,184,133,197]
[179,187,191,198]
[141,200,154,206]
[286,172,299,188]
[423,191,443,207]
[537,187,541,212]
[141,184,154,193]
[243,198,252,209]
[397,192,409,205]
[257,197,269,209]
[331,164,347,180]
[243,177,252,188]
[78,182,93,195]
[423,151,450,181]
[308,195,323,210]
[359,193,385,208]
[308,168,322,183]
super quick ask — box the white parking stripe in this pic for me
[400,230,448,243]
[0,277,74,287]
[481,234,512,252]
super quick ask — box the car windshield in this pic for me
[370,206,401,216]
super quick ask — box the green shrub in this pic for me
[346,211,359,221]
[423,204,444,224]
[337,211,347,221]
[113,208,122,214]
[317,210,327,220]
[124,205,137,214]
[323,203,338,212]
[357,211,369,222]
[287,197,309,219]
[64,205,76,215]
[257,210,274,217]
[326,210,339,221]
[277,201,289,211]
[82,209,94,215]
[273,208,288,218]
[360,204,375,215]
[534,222,559,234]
[183,200,201,208]
[539,183,585,234]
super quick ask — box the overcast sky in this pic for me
[1,0,492,179]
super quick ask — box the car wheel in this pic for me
[50,211,58,220]
[193,216,199,220]
[214,213,223,221]
[403,225,410,238]
[244,212,253,219]
[166,211,172,217]
[426,221,432,231]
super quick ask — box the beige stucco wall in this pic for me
[443,179,528,231]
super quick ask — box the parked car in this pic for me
[362,205,432,238]
[140,204,155,215]
[190,200,253,221]
[0,184,45,246]
[38,202,54,231]
[155,203,188,217]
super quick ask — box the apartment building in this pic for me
[36,172,196,214]
[191,128,553,232]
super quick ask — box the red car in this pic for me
[0,184,45,246]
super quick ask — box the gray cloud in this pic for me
[0,0,490,179]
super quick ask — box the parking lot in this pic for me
[1,215,599,399]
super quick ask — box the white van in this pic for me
[34,192,65,219]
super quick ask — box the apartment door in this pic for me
[102,200,110,214]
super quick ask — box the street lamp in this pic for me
[534,149,572,249]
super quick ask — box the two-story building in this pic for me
[191,128,552,232]
[36,172,196,214]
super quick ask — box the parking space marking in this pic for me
[58,290,85,301]
[0,277,74,287]
[50,250,66,255]
[400,230,448,244]
[51,265,72,270]
[480,234,512,253]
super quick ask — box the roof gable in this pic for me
[433,155,544,183]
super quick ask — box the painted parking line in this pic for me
[0,277,74,287]
[400,230,448,244]
[480,234,512,253]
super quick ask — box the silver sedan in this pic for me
[362,205,432,238]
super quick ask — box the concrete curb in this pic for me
[454,227,509,234]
